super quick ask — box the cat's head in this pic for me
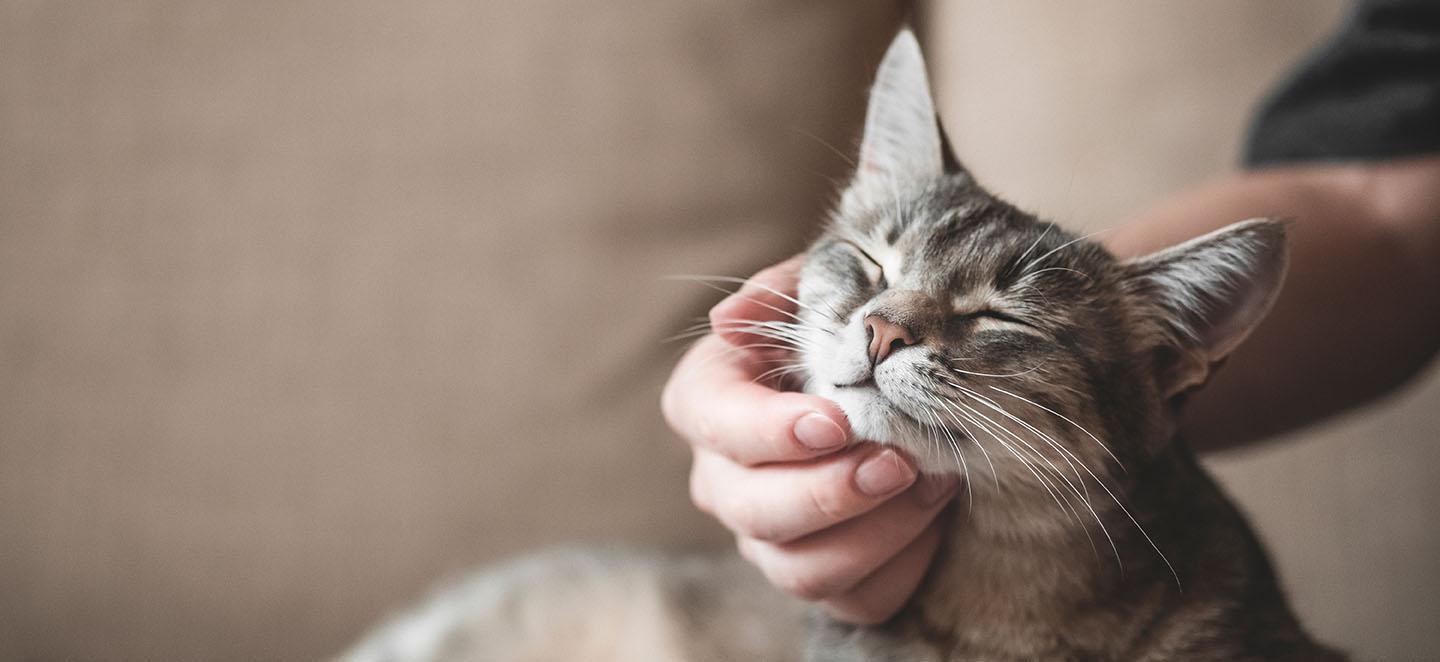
[794,30,1287,485]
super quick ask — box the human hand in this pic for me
[661,255,960,624]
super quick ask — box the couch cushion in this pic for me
[0,2,901,659]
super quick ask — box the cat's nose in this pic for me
[865,315,917,365]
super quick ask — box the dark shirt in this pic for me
[1245,0,1440,166]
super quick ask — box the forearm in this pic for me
[1107,156,1440,451]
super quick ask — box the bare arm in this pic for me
[1108,155,1440,450]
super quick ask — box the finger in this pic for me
[663,334,850,465]
[691,445,921,543]
[709,255,806,346]
[819,522,943,625]
[737,473,960,601]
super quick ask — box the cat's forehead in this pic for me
[835,182,1099,295]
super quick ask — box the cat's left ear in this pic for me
[1122,219,1289,399]
[845,29,961,210]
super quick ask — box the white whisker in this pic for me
[931,396,999,494]
[990,386,1123,469]
[950,387,1110,566]
[946,362,1047,379]
[1019,229,1107,275]
[964,389,1178,589]
[926,405,973,511]
[664,277,807,323]
[1013,224,1053,268]
[1021,266,1092,281]
[665,274,820,315]
[794,128,858,168]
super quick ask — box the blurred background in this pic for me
[2,1,1435,660]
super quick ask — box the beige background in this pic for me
[1,1,1434,660]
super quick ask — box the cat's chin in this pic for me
[815,383,968,476]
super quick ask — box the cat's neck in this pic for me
[917,495,1126,622]
[904,446,1193,647]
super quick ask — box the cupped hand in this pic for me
[661,255,960,624]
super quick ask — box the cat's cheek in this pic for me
[830,392,966,475]
[800,324,871,391]
[822,387,893,443]
[870,352,930,407]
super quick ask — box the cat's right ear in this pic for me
[1121,219,1289,401]
[843,29,958,212]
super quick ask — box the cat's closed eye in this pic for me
[841,240,889,291]
[950,309,1033,328]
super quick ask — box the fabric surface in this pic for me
[1246,0,1440,165]
[0,3,901,660]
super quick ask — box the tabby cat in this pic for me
[342,28,1341,662]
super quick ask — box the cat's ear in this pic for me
[1122,219,1289,399]
[844,29,958,210]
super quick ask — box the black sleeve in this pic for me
[1243,0,1440,167]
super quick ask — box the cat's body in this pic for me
[812,449,1336,661]
[342,29,1341,662]
[343,549,808,662]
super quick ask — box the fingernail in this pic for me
[912,474,960,507]
[794,413,847,451]
[855,449,916,497]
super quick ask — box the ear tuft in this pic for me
[1123,218,1289,398]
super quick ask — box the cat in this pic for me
[791,28,1342,662]
[341,28,1342,662]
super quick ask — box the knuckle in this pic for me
[706,302,729,327]
[726,498,779,542]
[659,377,683,430]
[737,538,835,602]
[758,423,794,461]
[660,338,719,439]
[662,388,720,453]
[805,478,852,525]
[756,257,798,284]
[822,598,890,626]
[749,268,780,290]
[735,536,757,563]
[771,566,832,602]
[693,415,719,452]
[687,467,714,516]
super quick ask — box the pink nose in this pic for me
[865,315,917,365]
